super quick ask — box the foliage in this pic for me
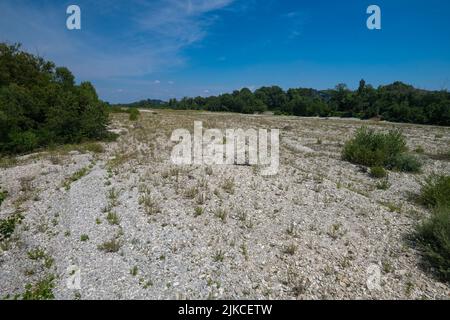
[415,205,450,282]
[0,213,23,241]
[414,175,450,282]
[0,188,7,206]
[370,166,387,179]
[128,108,140,121]
[125,79,450,127]
[342,127,408,168]
[21,275,55,300]
[391,153,422,173]
[0,43,109,154]
[418,175,450,209]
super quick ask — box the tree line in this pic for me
[0,43,111,154]
[121,80,450,126]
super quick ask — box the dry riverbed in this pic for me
[1,110,449,299]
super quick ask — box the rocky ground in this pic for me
[1,110,449,300]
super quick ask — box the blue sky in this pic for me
[1,0,450,103]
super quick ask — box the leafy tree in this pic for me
[0,43,109,154]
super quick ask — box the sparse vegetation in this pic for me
[64,167,90,190]
[283,243,298,255]
[98,237,122,253]
[0,188,7,206]
[376,179,390,190]
[370,166,387,179]
[414,174,450,282]
[194,206,204,217]
[221,177,235,194]
[139,194,161,215]
[415,205,450,282]
[128,108,140,121]
[213,250,225,262]
[130,266,138,276]
[0,213,23,241]
[106,211,120,225]
[21,275,55,300]
[214,208,228,222]
[418,175,450,209]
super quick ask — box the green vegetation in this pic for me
[0,188,7,206]
[21,275,55,300]
[370,166,387,179]
[98,237,122,253]
[414,175,450,282]
[124,81,450,126]
[110,106,141,121]
[0,212,23,241]
[391,153,422,173]
[343,127,421,172]
[418,175,450,209]
[0,43,110,154]
[106,211,120,225]
[63,167,90,190]
[128,108,140,121]
[415,205,450,282]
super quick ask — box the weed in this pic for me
[214,208,228,222]
[106,211,120,225]
[418,175,450,208]
[221,177,235,194]
[21,275,55,300]
[98,237,122,253]
[64,167,89,190]
[194,206,204,217]
[213,250,225,262]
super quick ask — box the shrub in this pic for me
[418,175,450,209]
[370,166,387,179]
[415,206,450,282]
[343,127,421,172]
[343,127,407,167]
[391,153,421,173]
[128,108,140,121]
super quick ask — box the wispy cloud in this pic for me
[0,0,236,81]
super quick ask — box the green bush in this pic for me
[418,175,450,209]
[0,43,109,154]
[343,127,407,167]
[342,127,422,173]
[128,108,140,121]
[415,206,450,282]
[391,153,422,173]
[370,166,387,178]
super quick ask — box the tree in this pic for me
[0,43,109,154]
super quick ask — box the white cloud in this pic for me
[0,0,235,81]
